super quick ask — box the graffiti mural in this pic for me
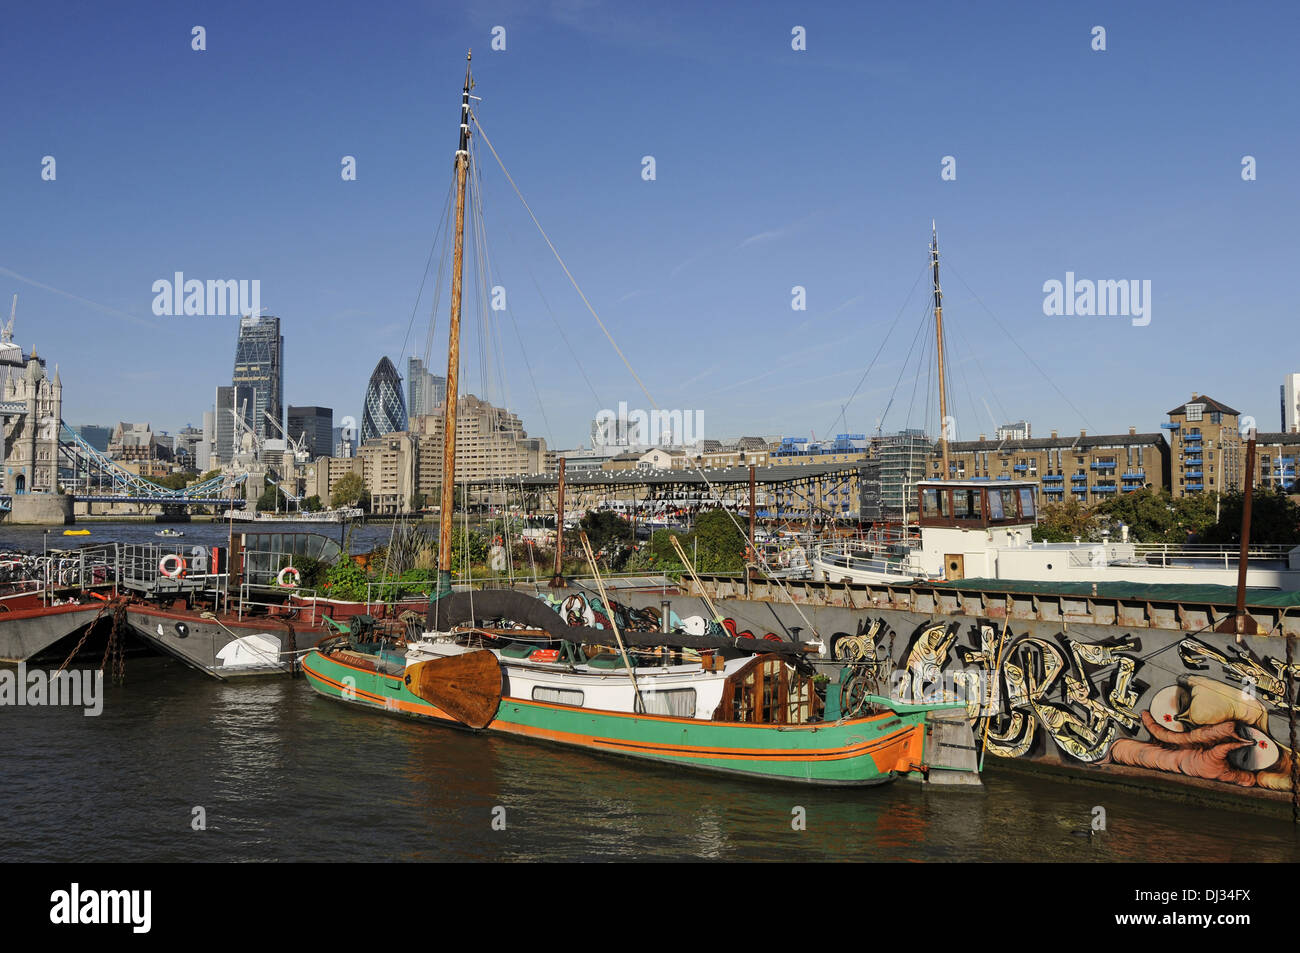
[869,616,1300,790]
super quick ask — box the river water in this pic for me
[1,656,1296,863]
[2,522,1299,862]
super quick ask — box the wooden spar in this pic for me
[579,531,646,711]
[932,222,950,482]
[749,464,757,549]
[403,649,502,729]
[549,456,566,586]
[747,464,757,587]
[1217,428,1260,637]
[437,51,473,596]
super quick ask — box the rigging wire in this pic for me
[471,110,825,639]
[821,261,929,441]
[945,258,1094,432]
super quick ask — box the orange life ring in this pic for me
[159,554,186,579]
[277,566,301,588]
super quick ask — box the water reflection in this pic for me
[3,660,1299,862]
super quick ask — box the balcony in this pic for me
[1186,481,1204,490]
[1093,484,1118,494]
[1041,474,1064,482]
[996,474,1011,480]
[1185,469,1203,478]
[1042,485,1064,494]
[1161,422,1180,430]
[1184,433,1203,443]
[1070,475,1088,484]
[1013,464,1028,472]
[1090,461,1117,470]
[1122,470,1145,480]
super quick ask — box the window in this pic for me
[956,486,977,517]
[988,489,1005,520]
[636,688,696,718]
[1186,403,1204,422]
[533,686,584,707]
[921,487,946,518]
[1018,487,1036,519]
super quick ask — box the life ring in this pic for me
[276,566,301,589]
[159,554,186,579]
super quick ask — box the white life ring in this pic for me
[159,554,186,579]
[276,566,301,589]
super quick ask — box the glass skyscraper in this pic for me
[362,356,407,442]
[406,357,447,419]
[232,314,283,445]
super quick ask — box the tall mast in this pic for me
[932,222,950,481]
[437,51,473,597]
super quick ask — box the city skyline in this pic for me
[2,2,1296,451]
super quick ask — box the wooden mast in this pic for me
[549,456,566,587]
[932,222,950,482]
[437,51,473,598]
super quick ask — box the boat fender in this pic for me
[277,566,301,588]
[159,554,186,579]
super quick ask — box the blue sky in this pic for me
[1,0,1296,450]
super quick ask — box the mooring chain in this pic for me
[53,597,118,676]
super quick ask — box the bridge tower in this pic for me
[3,353,62,494]
[2,353,71,522]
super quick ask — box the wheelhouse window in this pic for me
[952,488,980,520]
[1018,487,1036,519]
[921,487,946,519]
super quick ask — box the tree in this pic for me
[331,472,365,508]
[1033,496,1097,542]
[256,483,287,513]
[1202,487,1300,545]
[1172,492,1219,541]
[302,494,324,512]
[1093,488,1176,542]
[692,509,746,572]
[579,510,633,550]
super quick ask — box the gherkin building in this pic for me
[361,356,408,442]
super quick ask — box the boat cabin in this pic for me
[915,479,1038,530]
[911,479,1040,580]
[712,654,823,724]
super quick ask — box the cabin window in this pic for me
[952,488,980,520]
[533,686,584,707]
[1018,487,1036,519]
[921,487,946,518]
[636,688,696,718]
[988,489,1005,520]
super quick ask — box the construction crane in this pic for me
[263,411,310,463]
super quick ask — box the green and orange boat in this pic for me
[301,591,976,787]
[302,54,976,789]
